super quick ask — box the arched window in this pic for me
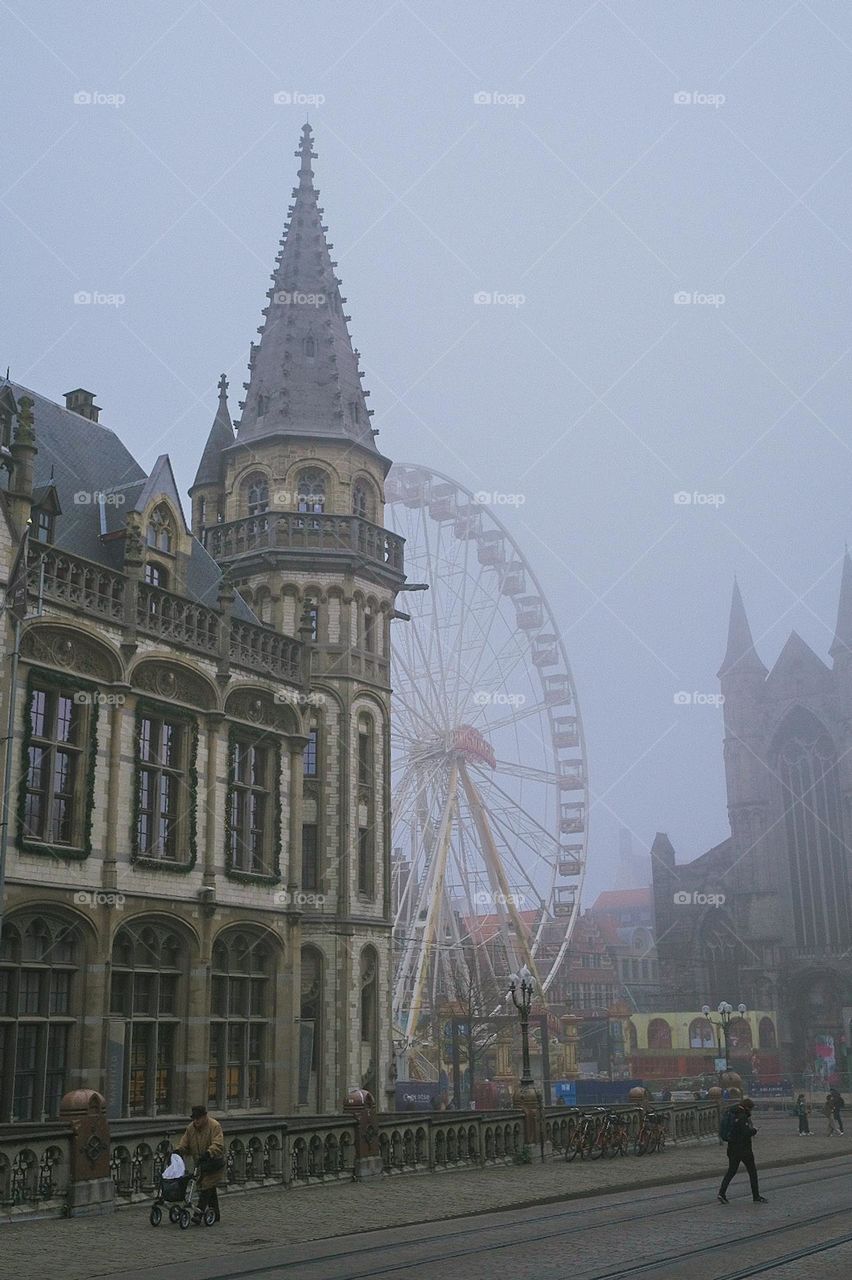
[357,714,375,897]
[146,505,174,554]
[758,1017,777,1050]
[245,475,269,518]
[209,930,273,1110]
[300,947,323,1110]
[647,1018,672,1051]
[0,914,80,1121]
[774,709,851,953]
[728,1018,752,1053]
[296,469,326,514]
[688,1017,716,1050]
[359,948,378,1095]
[110,922,185,1117]
[701,917,741,1000]
[352,480,370,520]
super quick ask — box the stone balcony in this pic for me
[202,512,405,582]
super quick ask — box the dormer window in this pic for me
[32,508,54,545]
[146,506,174,555]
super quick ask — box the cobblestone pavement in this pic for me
[2,1114,849,1280]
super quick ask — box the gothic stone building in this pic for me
[653,572,852,1080]
[0,124,406,1124]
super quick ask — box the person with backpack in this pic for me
[717,1097,767,1204]
[794,1093,810,1135]
[828,1087,845,1134]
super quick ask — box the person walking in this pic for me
[794,1093,810,1135]
[828,1087,845,1134]
[175,1104,225,1224]
[823,1094,840,1136]
[717,1097,767,1204]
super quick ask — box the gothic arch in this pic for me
[225,684,300,736]
[21,622,124,684]
[130,657,218,711]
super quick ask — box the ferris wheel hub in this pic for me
[448,725,496,769]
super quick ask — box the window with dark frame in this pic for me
[302,822,319,890]
[246,476,269,517]
[303,726,318,777]
[228,737,272,875]
[136,713,186,861]
[208,934,270,1110]
[32,508,53,544]
[23,687,84,847]
[110,925,182,1117]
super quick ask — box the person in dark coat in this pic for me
[175,1105,225,1224]
[828,1087,845,1134]
[718,1098,767,1204]
[794,1093,810,1135]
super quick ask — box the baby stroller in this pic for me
[149,1154,216,1229]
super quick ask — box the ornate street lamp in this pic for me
[702,1001,747,1074]
[508,965,537,1090]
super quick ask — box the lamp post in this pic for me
[702,1001,747,1075]
[508,965,536,1089]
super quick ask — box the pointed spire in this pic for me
[718,579,767,680]
[830,549,852,661]
[190,374,235,491]
[235,126,377,452]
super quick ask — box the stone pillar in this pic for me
[343,1087,382,1179]
[59,1089,114,1216]
[561,1014,579,1080]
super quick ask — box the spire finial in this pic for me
[218,372,229,401]
[295,122,317,186]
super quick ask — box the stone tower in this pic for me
[190,124,406,1110]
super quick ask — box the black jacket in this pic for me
[727,1108,757,1148]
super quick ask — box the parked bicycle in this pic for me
[634,1110,667,1156]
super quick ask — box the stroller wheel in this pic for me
[149,1205,162,1227]
[178,1208,192,1230]
[202,1207,217,1227]
[168,1205,181,1224]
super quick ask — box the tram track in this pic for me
[204,1158,852,1280]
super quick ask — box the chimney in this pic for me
[64,388,101,422]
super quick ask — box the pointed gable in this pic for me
[191,373,234,491]
[236,124,377,453]
[132,454,190,533]
[718,579,767,679]
[766,631,830,693]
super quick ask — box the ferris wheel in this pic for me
[386,464,589,1043]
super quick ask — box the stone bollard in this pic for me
[343,1087,383,1180]
[59,1089,114,1216]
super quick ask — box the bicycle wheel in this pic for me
[634,1132,649,1156]
[656,1130,666,1153]
[565,1128,585,1161]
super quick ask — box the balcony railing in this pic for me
[204,512,405,576]
[230,618,302,682]
[28,544,125,622]
[137,583,219,655]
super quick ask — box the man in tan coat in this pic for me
[175,1105,225,1223]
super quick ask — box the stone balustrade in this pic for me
[0,1100,719,1220]
[203,511,405,577]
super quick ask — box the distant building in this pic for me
[653,571,852,1083]
[589,888,659,1013]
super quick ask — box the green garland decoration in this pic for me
[130,697,198,873]
[17,668,100,861]
[223,725,282,885]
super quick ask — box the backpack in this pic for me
[719,1106,738,1142]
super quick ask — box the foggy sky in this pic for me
[3,1,852,901]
